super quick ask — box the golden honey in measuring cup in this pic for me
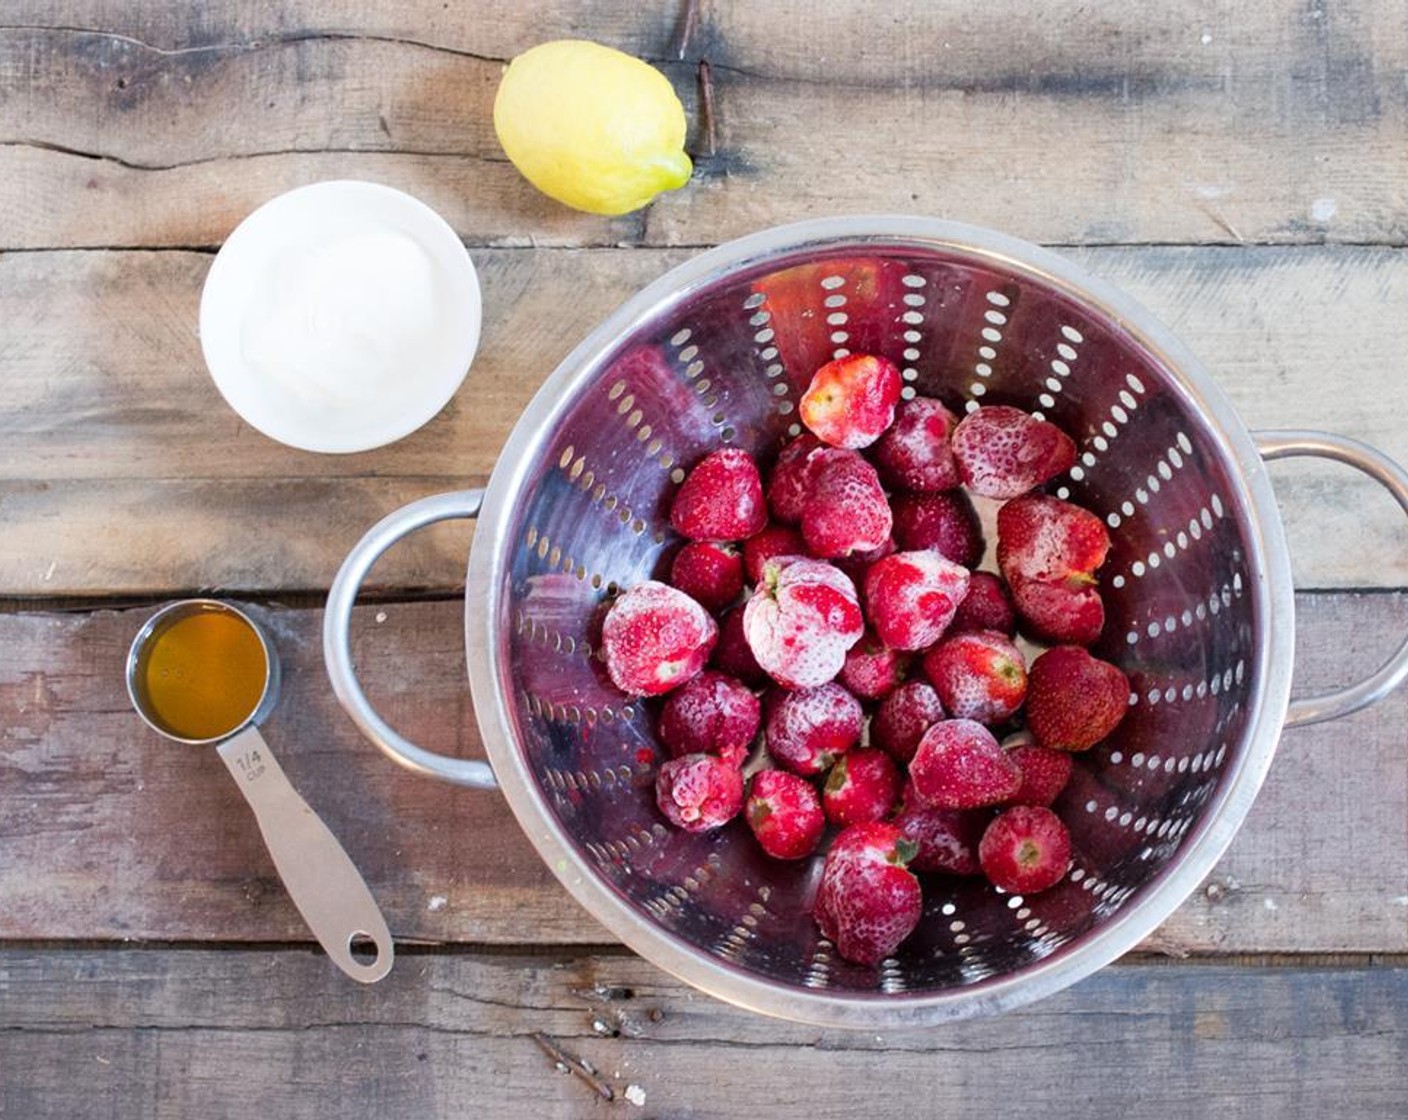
[127,600,278,743]
[124,599,393,983]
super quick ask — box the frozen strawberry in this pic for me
[863,550,971,651]
[910,719,1022,809]
[998,495,1110,645]
[657,671,761,767]
[922,630,1027,725]
[743,557,864,689]
[1004,735,1074,807]
[949,571,1016,635]
[951,405,1077,499]
[802,451,892,558]
[893,786,987,875]
[1026,646,1130,751]
[822,749,902,827]
[655,753,745,832]
[766,434,827,525]
[763,682,863,776]
[838,629,910,701]
[670,448,767,542]
[813,822,922,964]
[743,524,806,584]
[872,679,945,764]
[998,494,1110,583]
[602,581,718,697]
[979,805,1072,893]
[799,353,902,449]
[872,395,961,492]
[711,605,767,686]
[890,491,984,568]
[745,770,825,860]
[669,541,743,613]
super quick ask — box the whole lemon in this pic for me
[494,39,693,216]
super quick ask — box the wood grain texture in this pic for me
[3,244,1408,597]
[2,948,1407,1118]
[2,594,1404,952]
[1,1,1405,248]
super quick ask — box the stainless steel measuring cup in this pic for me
[127,599,393,983]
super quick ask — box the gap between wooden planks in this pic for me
[2,593,1405,953]
[2,244,1408,597]
[1,2,1406,248]
[1,948,1407,1118]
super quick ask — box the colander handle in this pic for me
[1255,430,1408,729]
[323,490,497,789]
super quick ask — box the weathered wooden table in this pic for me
[3,3,1408,1115]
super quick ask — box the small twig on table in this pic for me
[672,0,701,59]
[531,1031,615,1101]
[697,59,717,158]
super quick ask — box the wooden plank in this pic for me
[2,2,1406,249]
[2,593,1405,952]
[2,948,1407,1118]
[3,245,1407,596]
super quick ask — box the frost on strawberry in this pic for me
[909,718,1022,809]
[997,494,1110,645]
[951,405,1076,499]
[813,822,922,965]
[863,550,971,652]
[762,681,863,776]
[743,557,864,690]
[871,679,946,764]
[670,447,767,542]
[922,630,1027,725]
[798,354,902,450]
[601,580,718,697]
[657,670,761,768]
[654,753,745,833]
[872,395,961,492]
[802,451,892,558]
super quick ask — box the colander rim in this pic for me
[464,215,1295,1027]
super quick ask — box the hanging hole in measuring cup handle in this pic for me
[323,489,497,788]
[1255,430,1408,728]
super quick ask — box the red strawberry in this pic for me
[922,630,1027,725]
[949,571,1017,635]
[802,451,892,558]
[601,581,718,697]
[1005,737,1075,807]
[1026,646,1130,751]
[838,629,910,701]
[711,605,767,686]
[654,753,745,832]
[822,749,902,827]
[872,395,961,492]
[657,671,761,767]
[893,784,988,875]
[743,557,864,690]
[871,679,945,764]
[670,448,767,541]
[766,434,828,525]
[951,405,1077,499]
[890,491,984,568]
[863,550,971,652]
[813,822,922,964]
[979,805,1072,893]
[763,682,863,776]
[745,770,825,860]
[910,719,1022,809]
[799,353,902,449]
[998,495,1110,645]
[669,541,743,613]
[743,524,807,584]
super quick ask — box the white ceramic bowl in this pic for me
[199,180,481,454]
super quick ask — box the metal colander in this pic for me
[324,217,1408,1026]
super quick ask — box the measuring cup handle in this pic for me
[217,727,394,982]
[323,489,497,788]
[1255,430,1408,728]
